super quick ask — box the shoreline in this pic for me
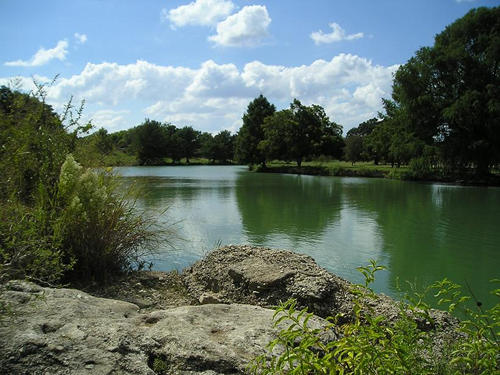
[254,164,500,187]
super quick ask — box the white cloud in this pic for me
[311,23,364,45]
[1,55,397,133]
[162,0,235,28]
[455,0,477,2]
[74,33,87,44]
[89,109,131,132]
[209,5,271,47]
[4,40,68,67]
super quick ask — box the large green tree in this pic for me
[235,95,276,166]
[134,119,169,165]
[261,100,339,167]
[391,6,500,176]
[177,126,201,164]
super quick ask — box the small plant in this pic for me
[251,261,500,374]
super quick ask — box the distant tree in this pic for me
[390,6,500,175]
[134,119,168,165]
[345,117,379,162]
[261,100,337,167]
[177,126,201,164]
[235,95,276,166]
[365,120,391,165]
[260,109,294,163]
[344,135,363,165]
[198,132,214,160]
[206,130,235,163]
[164,124,182,163]
[94,128,113,154]
[310,104,344,159]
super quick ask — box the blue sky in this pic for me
[1,0,498,134]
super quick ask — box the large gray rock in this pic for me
[0,280,331,375]
[183,245,355,320]
[182,245,459,331]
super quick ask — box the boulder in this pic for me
[0,280,332,375]
[183,245,355,319]
[182,245,459,331]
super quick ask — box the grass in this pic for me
[257,160,409,179]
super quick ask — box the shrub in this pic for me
[251,262,499,374]
[54,155,164,283]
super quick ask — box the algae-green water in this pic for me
[116,165,500,309]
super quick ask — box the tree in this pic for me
[391,7,500,176]
[134,119,168,165]
[261,100,337,167]
[210,130,235,163]
[344,135,363,165]
[260,109,295,163]
[177,126,201,164]
[235,95,276,166]
[346,117,379,163]
[0,85,76,202]
[94,128,113,154]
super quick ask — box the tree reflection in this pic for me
[235,173,342,243]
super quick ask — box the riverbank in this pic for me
[254,161,500,186]
[1,245,468,374]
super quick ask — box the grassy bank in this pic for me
[255,160,409,179]
[255,160,500,185]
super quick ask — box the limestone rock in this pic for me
[183,245,353,319]
[0,280,332,375]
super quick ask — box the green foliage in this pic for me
[134,119,169,165]
[391,7,500,176]
[54,155,163,283]
[260,100,342,167]
[152,357,168,374]
[344,135,363,165]
[0,85,74,203]
[177,126,201,164]
[251,261,500,375]
[0,202,72,284]
[235,95,276,166]
[0,85,166,285]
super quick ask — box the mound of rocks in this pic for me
[183,245,458,330]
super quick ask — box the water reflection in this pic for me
[343,180,500,308]
[235,173,342,244]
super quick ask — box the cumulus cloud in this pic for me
[74,33,87,44]
[209,5,271,47]
[311,23,364,45]
[1,55,397,133]
[162,0,235,28]
[4,40,68,67]
[90,109,131,132]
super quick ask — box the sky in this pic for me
[1,0,498,135]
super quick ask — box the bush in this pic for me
[0,85,166,285]
[54,155,163,283]
[251,262,499,374]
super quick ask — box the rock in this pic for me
[0,279,332,375]
[198,292,222,304]
[182,245,460,331]
[183,245,353,319]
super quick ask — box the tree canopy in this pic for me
[389,6,500,176]
[235,95,276,166]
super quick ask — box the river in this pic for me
[116,165,500,309]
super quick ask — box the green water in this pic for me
[116,165,500,308]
